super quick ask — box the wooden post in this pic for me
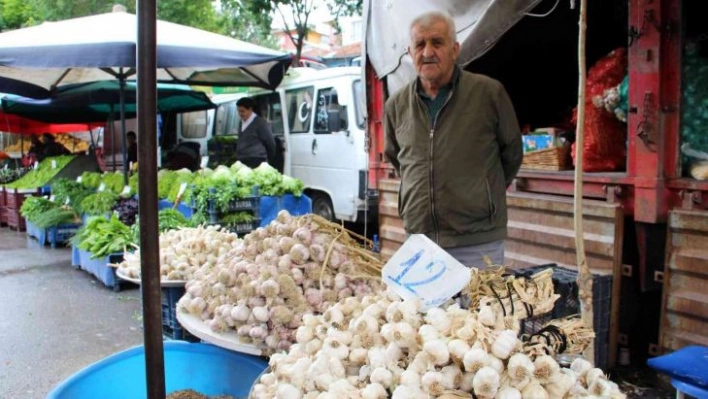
[574,0,595,363]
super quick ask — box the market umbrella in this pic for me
[0,110,102,134]
[0,9,291,97]
[1,81,216,123]
[0,6,291,181]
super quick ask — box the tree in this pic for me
[217,0,277,49]
[157,0,220,33]
[326,0,361,38]
[245,0,318,65]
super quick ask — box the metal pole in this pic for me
[137,0,165,398]
[109,107,116,172]
[119,76,129,186]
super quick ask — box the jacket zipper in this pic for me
[426,90,455,244]
[485,177,496,224]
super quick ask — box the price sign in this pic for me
[177,182,188,198]
[381,234,471,311]
[34,161,39,170]
[49,195,56,202]
[51,160,57,169]
[121,185,131,196]
[129,161,134,171]
[98,183,106,192]
[76,176,83,183]
[65,197,70,205]
[3,164,8,170]
[200,156,209,169]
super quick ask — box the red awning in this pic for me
[0,111,103,134]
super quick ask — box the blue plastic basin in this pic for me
[47,341,268,399]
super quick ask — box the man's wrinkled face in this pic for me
[409,19,459,85]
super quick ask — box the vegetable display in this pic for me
[80,191,118,216]
[51,178,93,214]
[20,196,56,221]
[21,196,78,228]
[118,225,240,281]
[0,167,30,184]
[81,171,102,190]
[4,155,75,189]
[73,214,132,259]
[112,197,139,226]
[177,211,384,355]
[129,208,194,245]
[249,290,626,399]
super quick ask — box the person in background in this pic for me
[29,136,45,162]
[235,97,276,168]
[383,11,523,268]
[41,133,69,159]
[126,131,138,165]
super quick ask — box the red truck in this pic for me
[364,0,708,368]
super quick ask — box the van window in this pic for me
[353,80,365,129]
[286,87,315,134]
[253,93,284,135]
[181,110,208,138]
[214,101,239,136]
[314,87,348,134]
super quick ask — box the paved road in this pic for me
[0,229,144,399]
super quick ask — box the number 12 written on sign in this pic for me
[386,249,447,295]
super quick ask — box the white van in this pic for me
[176,67,375,223]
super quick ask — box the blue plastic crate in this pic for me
[46,341,268,399]
[47,223,80,248]
[160,286,199,342]
[78,250,124,291]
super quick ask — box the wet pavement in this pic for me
[0,228,144,399]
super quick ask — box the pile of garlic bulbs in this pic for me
[117,225,240,281]
[250,289,625,399]
[177,211,384,354]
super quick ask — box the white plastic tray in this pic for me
[115,268,187,287]
[176,309,263,357]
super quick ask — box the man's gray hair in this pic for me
[409,11,457,43]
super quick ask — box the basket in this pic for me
[522,146,571,171]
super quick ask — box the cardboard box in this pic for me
[522,134,554,154]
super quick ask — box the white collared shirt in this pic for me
[241,113,257,132]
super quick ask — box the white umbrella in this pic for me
[0,8,292,97]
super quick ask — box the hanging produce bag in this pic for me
[572,48,628,172]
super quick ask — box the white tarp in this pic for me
[364,0,544,94]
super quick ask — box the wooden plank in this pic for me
[666,291,708,319]
[506,239,615,271]
[669,210,708,232]
[508,192,620,218]
[509,207,616,236]
[660,209,708,353]
[669,248,708,275]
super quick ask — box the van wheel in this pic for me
[311,193,334,221]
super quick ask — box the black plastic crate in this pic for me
[519,313,554,337]
[511,264,613,370]
[162,323,199,342]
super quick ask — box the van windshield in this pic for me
[180,110,208,138]
[353,79,365,129]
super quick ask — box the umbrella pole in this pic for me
[119,77,129,186]
[109,110,116,172]
[137,0,166,397]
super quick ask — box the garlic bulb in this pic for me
[463,347,489,373]
[491,329,519,359]
[478,305,496,327]
[473,366,501,398]
[507,353,534,381]
[423,339,451,365]
[521,381,549,399]
[495,387,521,399]
[421,371,446,396]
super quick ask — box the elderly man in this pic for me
[384,11,523,267]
